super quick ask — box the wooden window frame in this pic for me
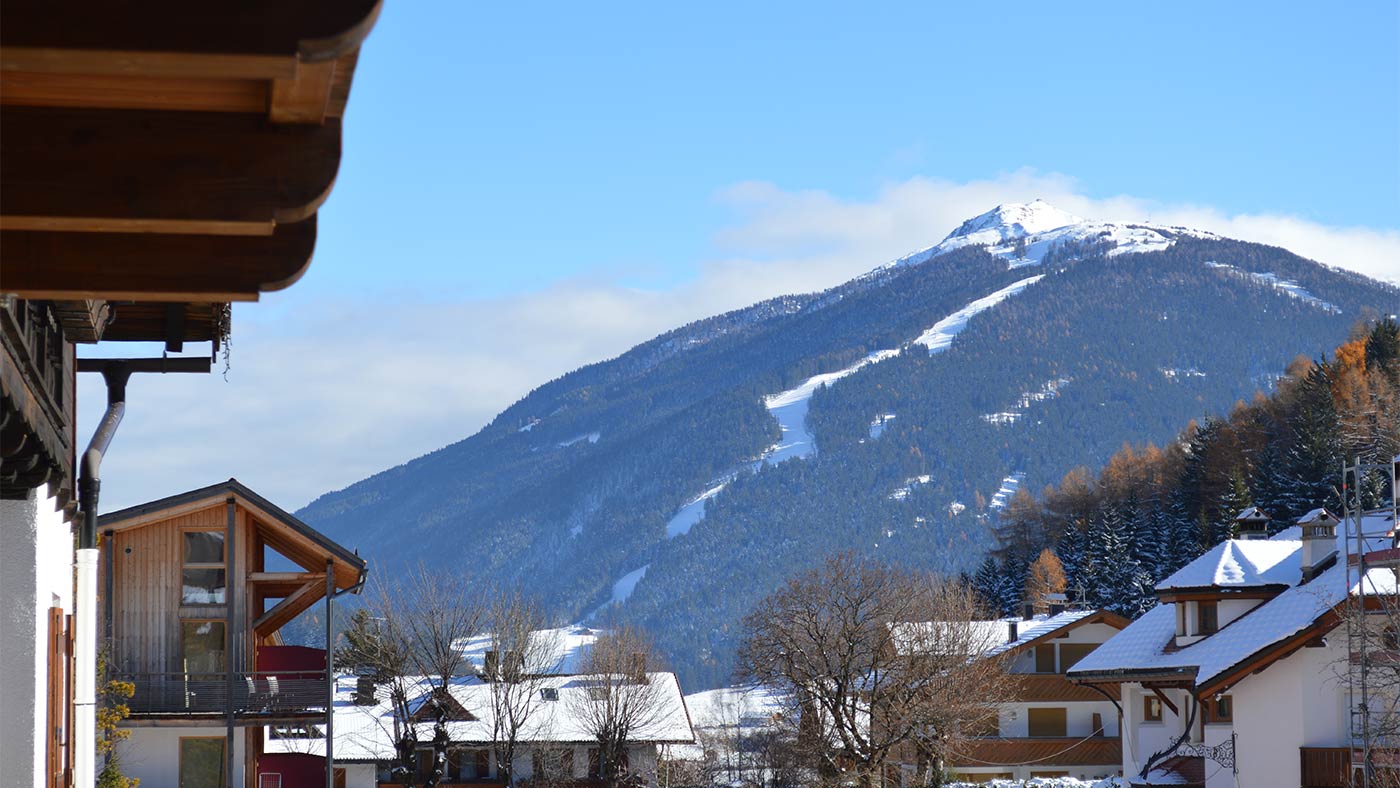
[1143,695,1163,723]
[178,736,227,788]
[1197,601,1218,635]
[1026,707,1068,738]
[181,528,228,606]
[1205,694,1233,724]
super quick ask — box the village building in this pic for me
[0,4,382,786]
[902,607,1129,784]
[265,629,697,787]
[96,480,368,788]
[1069,503,1400,788]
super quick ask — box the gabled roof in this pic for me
[892,609,1127,659]
[268,671,697,762]
[1154,538,1299,593]
[989,609,1130,658]
[1070,514,1399,695]
[98,478,366,590]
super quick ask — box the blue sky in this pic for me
[84,1,1400,511]
[309,0,1399,299]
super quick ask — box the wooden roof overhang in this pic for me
[0,0,382,329]
[1156,586,1288,604]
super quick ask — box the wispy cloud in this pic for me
[82,171,1400,513]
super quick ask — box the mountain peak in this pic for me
[944,199,1086,245]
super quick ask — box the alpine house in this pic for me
[1068,498,1400,788]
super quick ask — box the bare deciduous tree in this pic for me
[484,591,562,787]
[368,567,485,788]
[568,626,670,788]
[737,553,1019,788]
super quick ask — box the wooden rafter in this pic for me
[249,572,326,598]
[252,579,324,638]
[2,219,316,302]
[1,106,340,236]
[1150,687,1180,716]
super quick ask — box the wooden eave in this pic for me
[1156,586,1288,604]
[0,0,380,314]
[97,479,366,592]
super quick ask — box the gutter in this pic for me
[73,357,208,787]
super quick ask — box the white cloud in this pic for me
[82,171,1400,513]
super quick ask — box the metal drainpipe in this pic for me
[74,356,209,786]
[73,363,131,788]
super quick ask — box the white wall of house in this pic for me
[1119,685,1191,780]
[341,762,377,786]
[0,491,74,788]
[120,726,246,788]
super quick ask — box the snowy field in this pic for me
[1204,261,1340,313]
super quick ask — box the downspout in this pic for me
[74,356,209,786]
[73,363,131,788]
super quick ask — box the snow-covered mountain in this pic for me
[903,198,1219,267]
[300,203,1396,691]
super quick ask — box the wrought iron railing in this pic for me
[115,672,327,716]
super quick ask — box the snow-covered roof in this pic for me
[1071,515,1399,693]
[1154,538,1300,591]
[893,609,1107,659]
[268,671,695,762]
[684,685,789,731]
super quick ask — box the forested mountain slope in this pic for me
[298,202,1397,689]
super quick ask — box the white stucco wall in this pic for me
[121,726,246,788]
[0,491,74,788]
[1231,636,1349,788]
[1121,685,1192,780]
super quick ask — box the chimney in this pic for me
[484,650,499,680]
[1045,592,1068,616]
[354,675,377,706]
[1006,621,1019,644]
[1233,507,1271,540]
[1299,508,1340,582]
[1020,602,1036,620]
[629,652,649,684]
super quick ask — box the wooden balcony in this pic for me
[953,736,1120,767]
[1015,673,1113,702]
[1299,747,1400,788]
[0,298,76,503]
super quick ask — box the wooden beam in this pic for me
[270,59,336,124]
[249,572,326,598]
[252,579,324,638]
[0,0,382,75]
[0,71,270,114]
[0,106,340,235]
[1,219,317,302]
[1150,687,1180,717]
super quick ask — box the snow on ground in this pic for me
[946,779,1120,788]
[456,625,601,674]
[988,472,1026,510]
[889,474,932,501]
[982,377,1071,425]
[868,413,896,439]
[913,275,1044,354]
[1205,261,1341,313]
[665,482,728,538]
[1160,367,1207,380]
[557,431,601,448]
[518,418,541,432]
[763,349,901,464]
[611,564,649,603]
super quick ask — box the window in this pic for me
[1206,695,1233,724]
[180,737,226,788]
[1034,644,1057,673]
[182,621,226,674]
[1058,643,1097,671]
[540,687,559,702]
[449,749,490,781]
[1197,601,1218,635]
[182,531,226,604]
[1143,695,1163,722]
[1026,708,1067,738]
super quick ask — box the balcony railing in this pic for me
[116,671,327,716]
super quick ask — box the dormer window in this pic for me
[1197,602,1218,635]
[540,688,560,702]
